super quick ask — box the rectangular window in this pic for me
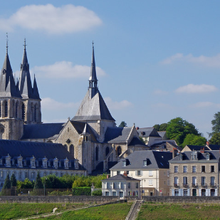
[113,191,116,196]
[174,166,178,173]
[211,166,215,172]
[149,179,153,185]
[183,177,187,185]
[201,176,206,186]
[149,171,153,177]
[25,172,28,178]
[211,176,215,186]
[117,171,120,175]
[0,171,3,178]
[136,183,139,188]
[137,170,141,176]
[201,166,205,173]
[183,189,188,196]
[192,177,197,185]
[174,189,179,196]
[192,166,196,173]
[113,183,116,189]
[128,182,131,189]
[174,177,178,186]
[107,182,110,189]
[183,166,187,173]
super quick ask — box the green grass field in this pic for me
[0,203,85,219]
[137,202,220,220]
[36,202,132,220]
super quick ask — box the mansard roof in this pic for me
[0,53,21,98]
[0,139,74,160]
[21,123,64,140]
[110,150,172,170]
[73,90,115,122]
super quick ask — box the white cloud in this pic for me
[0,4,102,34]
[161,53,220,67]
[104,97,132,110]
[31,61,106,79]
[175,84,218,94]
[190,102,220,108]
[42,97,79,111]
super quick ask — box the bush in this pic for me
[72,187,91,196]
[92,190,102,196]
[48,190,72,196]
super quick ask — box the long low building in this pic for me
[0,139,87,188]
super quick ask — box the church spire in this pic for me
[89,42,98,98]
[19,38,33,99]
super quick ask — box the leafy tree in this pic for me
[153,124,160,131]
[182,134,206,147]
[166,117,199,146]
[211,112,220,136]
[118,121,127,127]
[153,123,168,131]
[34,172,43,189]
[2,174,11,189]
[10,173,17,187]
[209,132,220,145]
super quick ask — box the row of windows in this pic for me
[174,165,215,173]
[106,182,139,189]
[174,176,216,186]
[173,188,217,196]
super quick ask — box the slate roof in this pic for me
[102,174,140,182]
[110,150,172,170]
[0,139,74,160]
[21,123,64,140]
[158,131,166,138]
[137,127,160,138]
[73,90,115,121]
[184,145,210,151]
[128,137,146,146]
[169,151,220,163]
[104,127,132,144]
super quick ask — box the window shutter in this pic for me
[199,189,201,196]
[141,170,143,176]
[172,189,174,196]
[215,189,218,196]
[187,189,190,196]
[135,171,137,176]
[179,189,183,196]
[206,189,210,196]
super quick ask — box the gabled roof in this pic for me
[102,174,140,182]
[184,145,210,151]
[73,90,115,121]
[137,127,161,138]
[104,127,132,144]
[110,150,172,170]
[21,123,64,140]
[0,53,21,98]
[128,137,145,146]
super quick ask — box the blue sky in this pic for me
[0,1,220,138]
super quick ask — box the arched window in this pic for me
[69,144,74,157]
[31,103,34,121]
[34,104,37,122]
[22,103,25,120]
[15,101,18,118]
[12,100,15,118]
[4,101,8,117]
[106,146,109,156]
[96,146,99,161]
[116,146,122,157]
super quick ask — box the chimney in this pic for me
[123,171,127,177]
[200,147,204,153]
[107,174,109,179]
[136,127,139,130]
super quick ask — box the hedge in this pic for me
[72,187,91,196]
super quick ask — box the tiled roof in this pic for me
[102,174,140,182]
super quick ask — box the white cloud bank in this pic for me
[161,53,220,68]
[104,97,132,110]
[31,61,106,79]
[175,84,218,94]
[0,4,102,34]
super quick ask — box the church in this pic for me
[0,40,146,176]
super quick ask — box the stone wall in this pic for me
[143,196,220,203]
[0,196,119,204]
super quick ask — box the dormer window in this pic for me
[5,154,11,167]
[191,151,197,160]
[36,160,39,167]
[12,159,15,166]
[23,160,27,167]
[48,161,51,167]
[64,158,69,169]
[143,160,147,166]
[179,153,183,160]
[205,153,210,160]
[42,157,48,168]
[17,156,23,168]
[53,157,58,169]
[74,159,79,169]
[30,156,36,168]
[59,161,62,167]
[123,160,126,167]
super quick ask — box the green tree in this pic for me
[10,173,17,187]
[159,123,168,131]
[34,172,43,189]
[211,112,220,136]
[182,134,206,147]
[166,117,199,146]
[209,132,220,145]
[2,174,11,189]
[118,121,127,127]
[153,124,160,131]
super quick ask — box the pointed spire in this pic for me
[6,33,8,55]
[32,74,40,99]
[89,42,98,98]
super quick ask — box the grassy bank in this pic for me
[137,202,220,220]
[0,203,85,220]
[36,202,132,220]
